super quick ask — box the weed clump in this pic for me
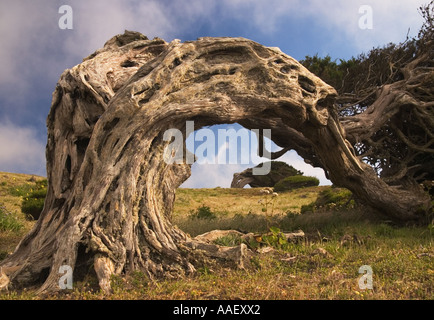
[301,187,355,214]
[0,205,23,232]
[21,189,47,220]
[189,205,217,220]
[7,179,48,220]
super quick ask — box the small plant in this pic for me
[258,187,278,229]
[428,221,434,236]
[22,188,47,220]
[129,270,149,290]
[375,223,396,237]
[213,234,243,247]
[189,204,217,220]
[262,226,288,250]
[6,179,48,220]
[0,205,23,232]
[110,274,126,294]
[300,203,316,214]
[197,266,212,276]
[8,179,47,197]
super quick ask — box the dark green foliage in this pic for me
[300,1,433,114]
[9,179,47,197]
[273,175,319,192]
[299,203,316,215]
[300,54,359,93]
[189,205,217,220]
[21,188,47,220]
[301,2,434,186]
[268,161,303,176]
[248,161,303,188]
[301,187,355,214]
[0,205,23,232]
[213,234,243,247]
[315,188,353,207]
[300,38,425,106]
[261,226,289,250]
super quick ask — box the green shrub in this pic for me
[375,223,396,237]
[300,203,316,214]
[9,179,47,197]
[189,205,217,220]
[274,175,319,192]
[0,205,23,232]
[261,227,289,250]
[22,188,47,220]
[213,234,243,247]
[249,161,304,187]
[300,187,355,213]
[315,188,354,208]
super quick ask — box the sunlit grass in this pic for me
[0,178,432,300]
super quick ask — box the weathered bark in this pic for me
[0,31,431,293]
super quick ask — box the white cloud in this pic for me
[181,124,331,188]
[0,120,46,176]
[0,0,426,183]
[63,0,175,59]
[304,0,428,51]
[219,0,301,33]
[0,1,60,100]
[181,149,331,189]
[180,163,248,188]
[219,0,427,52]
[0,0,177,109]
[182,125,253,188]
[1,0,426,105]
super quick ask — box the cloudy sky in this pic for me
[0,0,428,187]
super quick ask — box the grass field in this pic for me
[0,172,432,300]
[0,172,46,260]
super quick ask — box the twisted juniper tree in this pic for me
[0,4,432,293]
[302,1,434,188]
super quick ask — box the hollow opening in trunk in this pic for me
[73,243,98,285]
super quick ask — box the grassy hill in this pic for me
[0,172,46,259]
[0,172,432,300]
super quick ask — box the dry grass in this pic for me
[0,172,45,217]
[0,175,433,300]
[0,172,45,257]
[173,186,325,236]
[174,187,324,216]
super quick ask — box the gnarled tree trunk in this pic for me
[0,31,431,293]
